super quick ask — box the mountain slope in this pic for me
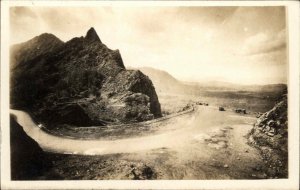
[131,67,192,94]
[248,94,288,178]
[10,28,162,127]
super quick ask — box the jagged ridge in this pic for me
[10,27,162,127]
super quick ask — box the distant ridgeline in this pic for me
[10,27,162,128]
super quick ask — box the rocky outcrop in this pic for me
[248,94,288,178]
[10,115,51,180]
[10,27,162,127]
[38,103,107,127]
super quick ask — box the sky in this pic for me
[10,6,287,85]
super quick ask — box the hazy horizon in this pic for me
[130,66,287,86]
[10,6,287,85]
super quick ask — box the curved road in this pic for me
[10,109,198,155]
[10,106,256,155]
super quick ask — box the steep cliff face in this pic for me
[248,94,288,178]
[10,115,51,180]
[10,27,161,127]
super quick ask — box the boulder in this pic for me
[129,163,156,180]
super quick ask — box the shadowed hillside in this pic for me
[10,28,162,128]
[10,115,52,180]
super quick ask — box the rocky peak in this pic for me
[10,28,162,126]
[36,33,61,41]
[25,33,64,49]
[85,27,101,43]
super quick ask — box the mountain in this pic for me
[134,67,187,94]
[132,67,233,93]
[130,67,204,95]
[133,67,287,94]
[10,27,162,128]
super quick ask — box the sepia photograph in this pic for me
[1,1,299,190]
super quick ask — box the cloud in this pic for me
[242,29,286,56]
[10,6,287,85]
[10,6,36,18]
[247,49,287,65]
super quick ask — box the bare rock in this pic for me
[248,95,288,178]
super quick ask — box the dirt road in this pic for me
[11,106,267,179]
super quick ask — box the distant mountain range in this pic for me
[129,67,287,95]
[128,67,186,94]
